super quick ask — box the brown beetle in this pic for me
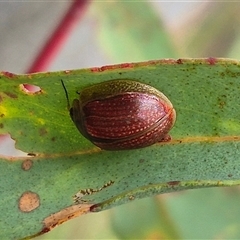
[61,79,176,150]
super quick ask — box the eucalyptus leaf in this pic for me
[0,58,240,239]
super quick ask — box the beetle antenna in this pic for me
[61,79,70,110]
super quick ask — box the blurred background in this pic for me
[1,1,240,239]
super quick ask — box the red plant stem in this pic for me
[26,0,89,73]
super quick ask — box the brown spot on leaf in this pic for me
[22,159,33,171]
[90,67,99,72]
[224,69,240,78]
[90,203,100,212]
[2,71,17,78]
[217,95,227,109]
[176,59,183,64]
[91,63,134,72]
[91,59,182,72]
[220,72,225,77]
[100,65,117,71]
[51,137,56,141]
[4,92,18,98]
[43,204,92,232]
[0,114,4,118]
[168,181,180,186]
[120,63,134,68]
[218,101,226,109]
[27,152,36,157]
[207,57,217,65]
[18,191,40,212]
[39,128,47,136]
[139,159,145,163]
[40,227,50,235]
[129,195,135,201]
[0,123,3,128]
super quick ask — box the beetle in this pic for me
[61,79,176,150]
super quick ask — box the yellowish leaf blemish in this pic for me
[18,191,40,212]
[21,159,33,171]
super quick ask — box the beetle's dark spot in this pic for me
[39,128,47,136]
[51,137,56,141]
[0,123,4,128]
[4,92,18,98]
[0,113,5,118]
[20,84,42,94]
[118,72,122,75]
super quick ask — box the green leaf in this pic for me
[183,2,240,57]
[93,1,177,61]
[0,58,240,239]
[111,187,240,239]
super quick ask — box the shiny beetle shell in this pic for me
[66,79,176,150]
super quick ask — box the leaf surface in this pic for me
[0,58,240,239]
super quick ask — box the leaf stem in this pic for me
[26,0,89,73]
